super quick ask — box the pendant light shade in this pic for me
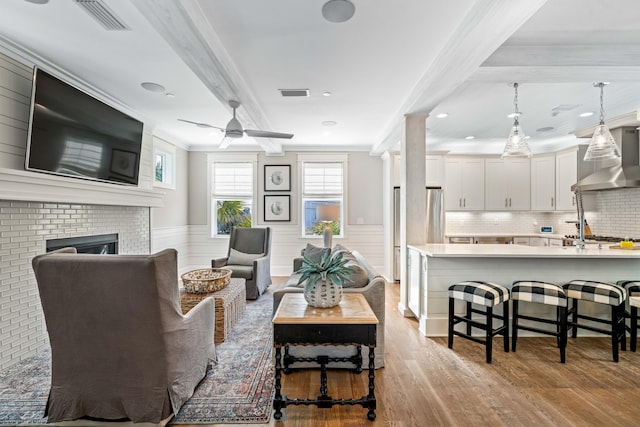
[502,83,531,158]
[583,82,621,161]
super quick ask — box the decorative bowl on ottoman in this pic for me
[181,268,232,294]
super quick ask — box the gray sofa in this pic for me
[273,247,385,368]
[32,248,216,424]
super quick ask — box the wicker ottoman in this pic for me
[180,278,246,343]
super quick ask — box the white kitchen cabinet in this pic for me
[485,158,530,210]
[393,154,445,187]
[445,158,484,211]
[425,155,445,187]
[549,238,563,247]
[531,155,556,211]
[407,248,421,317]
[513,237,530,246]
[556,149,578,211]
[529,237,550,247]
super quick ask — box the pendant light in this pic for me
[583,82,620,161]
[501,83,531,158]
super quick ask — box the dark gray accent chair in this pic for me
[212,227,272,299]
[31,248,216,424]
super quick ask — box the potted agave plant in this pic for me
[296,250,355,308]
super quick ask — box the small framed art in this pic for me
[264,164,291,191]
[264,195,290,222]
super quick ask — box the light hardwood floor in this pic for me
[199,277,640,427]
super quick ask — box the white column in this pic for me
[398,113,428,316]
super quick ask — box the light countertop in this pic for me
[445,233,566,239]
[408,243,640,258]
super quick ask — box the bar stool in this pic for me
[563,280,626,362]
[617,280,640,351]
[629,296,640,352]
[511,281,567,363]
[448,281,509,363]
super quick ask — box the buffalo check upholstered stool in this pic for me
[616,280,640,352]
[448,281,509,363]
[563,280,626,362]
[511,281,568,363]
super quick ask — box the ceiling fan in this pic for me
[179,100,294,149]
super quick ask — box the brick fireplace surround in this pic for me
[0,200,150,369]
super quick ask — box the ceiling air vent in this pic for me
[74,0,130,31]
[279,89,309,97]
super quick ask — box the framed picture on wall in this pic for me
[264,195,290,222]
[110,149,138,178]
[264,164,291,191]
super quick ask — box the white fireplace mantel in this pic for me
[0,167,165,207]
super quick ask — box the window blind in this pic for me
[213,162,253,197]
[302,162,343,196]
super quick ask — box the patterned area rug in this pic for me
[0,294,274,425]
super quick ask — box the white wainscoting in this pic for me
[186,224,386,277]
[151,226,191,275]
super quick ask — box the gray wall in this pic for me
[188,151,208,225]
[152,144,189,228]
[187,151,383,228]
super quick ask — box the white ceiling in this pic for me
[2,0,640,156]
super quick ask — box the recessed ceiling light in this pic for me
[322,91,332,97]
[24,0,49,4]
[321,120,337,126]
[436,113,449,119]
[507,112,523,118]
[465,136,475,140]
[524,136,531,139]
[579,111,594,117]
[141,82,165,93]
[165,92,175,98]
[536,126,555,132]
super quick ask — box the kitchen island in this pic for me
[405,244,640,336]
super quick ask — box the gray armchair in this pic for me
[31,248,216,424]
[212,227,272,299]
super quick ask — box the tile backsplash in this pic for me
[446,188,640,239]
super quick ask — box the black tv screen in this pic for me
[25,68,144,186]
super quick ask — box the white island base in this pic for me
[406,244,640,337]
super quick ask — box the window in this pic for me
[212,162,253,236]
[153,139,175,189]
[301,161,344,238]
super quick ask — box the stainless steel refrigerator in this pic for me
[393,186,445,281]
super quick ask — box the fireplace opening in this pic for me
[46,233,119,254]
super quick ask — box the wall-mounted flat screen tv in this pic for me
[25,68,144,186]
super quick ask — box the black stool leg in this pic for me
[448,297,454,349]
[619,304,627,352]
[466,301,472,336]
[486,306,493,363]
[611,304,620,363]
[503,300,509,353]
[559,306,567,363]
[571,298,578,338]
[512,300,519,352]
[632,305,638,352]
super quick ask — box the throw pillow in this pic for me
[227,248,263,266]
[330,244,369,288]
[342,260,369,288]
[303,243,329,264]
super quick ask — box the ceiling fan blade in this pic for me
[218,136,233,150]
[178,119,224,131]
[245,129,294,139]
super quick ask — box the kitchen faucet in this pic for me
[572,190,586,249]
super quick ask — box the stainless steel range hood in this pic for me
[571,126,640,191]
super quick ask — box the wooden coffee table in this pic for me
[272,293,378,420]
[180,277,246,343]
